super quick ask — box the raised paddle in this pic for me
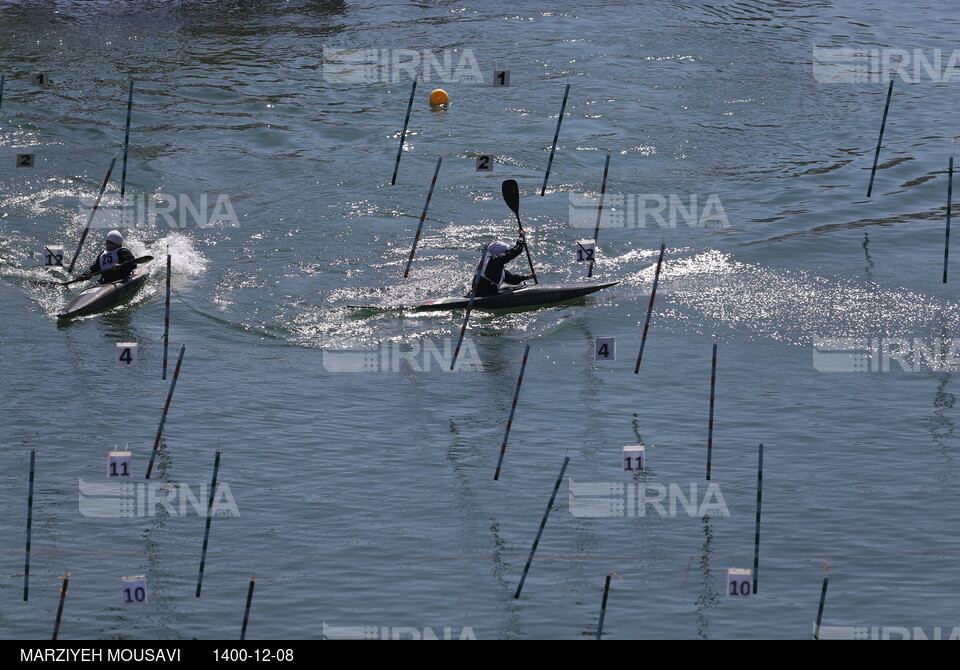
[39,255,153,287]
[501,179,538,284]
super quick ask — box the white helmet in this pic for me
[487,240,508,256]
[106,230,124,246]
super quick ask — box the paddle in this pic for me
[39,255,153,287]
[451,249,488,370]
[501,179,538,284]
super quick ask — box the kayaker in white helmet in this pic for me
[474,231,536,296]
[77,230,137,283]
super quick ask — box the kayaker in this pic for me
[474,234,536,296]
[78,230,136,283]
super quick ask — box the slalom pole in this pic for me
[634,243,665,374]
[514,456,570,599]
[402,155,442,278]
[67,157,117,273]
[540,83,570,196]
[146,344,185,479]
[391,74,418,185]
[587,151,611,278]
[493,344,531,480]
[120,80,134,198]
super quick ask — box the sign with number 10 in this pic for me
[122,576,147,604]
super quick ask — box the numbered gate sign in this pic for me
[107,451,132,478]
[31,72,50,87]
[43,245,65,267]
[595,337,615,361]
[576,239,596,263]
[727,568,752,597]
[492,70,511,87]
[122,576,148,604]
[116,343,138,367]
[622,445,645,472]
[16,154,35,168]
[476,155,493,172]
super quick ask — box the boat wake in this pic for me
[1,231,209,319]
[637,249,960,345]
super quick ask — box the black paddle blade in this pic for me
[501,179,520,215]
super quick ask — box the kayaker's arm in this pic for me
[99,248,138,282]
[503,269,533,285]
[499,239,526,263]
[115,248,136,266]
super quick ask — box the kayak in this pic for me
[414,281,618,312]
[56,262,153,320]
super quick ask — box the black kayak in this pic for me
[56,262,152,320]
[414,281,618,312]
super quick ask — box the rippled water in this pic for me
[1,0,958,640]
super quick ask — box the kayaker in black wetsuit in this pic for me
[474,233,536,296]
[78,230,136,283]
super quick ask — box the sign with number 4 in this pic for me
[122,576,148,604]
[595,337,615,361]
[117,343,138,367]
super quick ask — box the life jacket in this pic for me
[98,249,121,271]
[95,247,134,283]
[478,256,505,288]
